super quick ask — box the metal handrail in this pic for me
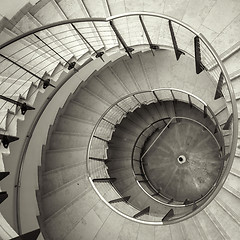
[87,88,230,224]
[131,118,173,202]
[0,12,236,227]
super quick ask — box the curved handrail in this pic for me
[87,87,229,224]
[131,117,173,202]
[0,12,236,228]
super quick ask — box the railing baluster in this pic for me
[169,21,184,60]
[162,208,174,222]
[110,21,134,58]
[138,179,148,183]
[193,202,198,210]
[133,206,150,219]
[89,157,110,162]
[153,91,161,103]
[92,178,116,183]
[220,153,230,161]
[171,90,178,120]
[34,34,76,70]
[204,105,207,118]
[109,196,130,204]
[71,23,104,62]
[0,191,8,204]
[11,228,40,240]
[93,135,109,142]
[0,53,55,89]
[214,72,224,99]
[188,94,193,108]
[183,199,191,205]
[0,95,35,115]
[223,113,233,130]
[0,172,10,181]
[139,15,159,55]
[194,36,205,74]
[151,190,160,197]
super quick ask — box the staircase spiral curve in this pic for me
[0,1,239,240]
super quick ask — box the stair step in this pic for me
[97,67,129,99]
[215,188,240,225]
[43,188,99,240]
[84,76,118,104]
[74,87,110,114]
[56,114,94,133]
[64,100,101,123]
[49,131,90,150]
[168,223,185,240]
[206,200,240,239]
[42,162,86,195]
[181,218,207,240]
[93,211,125,240]
[41,175,89,220]
[44,147,87,171]
[196,210,225,240]
[110,59,140,94]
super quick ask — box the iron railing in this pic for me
[132,116,223,208]
[87,88,231,224]
[0,12,237,229]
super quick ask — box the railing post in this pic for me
[133,206,150,219]
[0,172,10,181]
[214,72,224,99]
[194,36,205,74]
[169,21,185,60]
[0,192,8,204]
[223,113,233,130]
[89,157,110,163]
[220,153,230,161]
[139,15,159,55]
[162,208,174,222]
[204,105,207,118]
[188,94,193,108]
[71,23,104,62]
[34,34,76,70]
[109,21,134,58]
[11,229,40,240]
[109,196,131,204]
[92,178,116,183]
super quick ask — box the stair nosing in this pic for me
[41,174,87,199]
[215,196,240,226]
[43,161,86,176]
[204,206,231,240]
[43,187,93,224]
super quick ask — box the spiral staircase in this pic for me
[0,0,240,239]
